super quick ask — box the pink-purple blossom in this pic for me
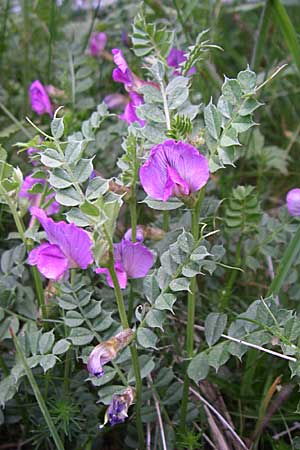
[167,47,196,76]
[124,226,144,243]
[29,80,52,116]
[28,207,93,280]
[112,48,144,92]
[95,238,154,289]
[19,175,59,216]
[119,92,145,126]
[89,32,107,57]
[104,93,127,109]
[286,188,300,216]
[139,139,209,202]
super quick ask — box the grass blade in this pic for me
[267,224,300,296]
[271,0,300,72]
[11,330,65,450]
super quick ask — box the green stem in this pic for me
[162,211,169,232]
[267,224,300,297]
[0,0,10,68]
[0,102,31,138]
[128,283,135,325]
[107,259,145,449]
[82,0,101,52]
[250,0,272,70]
[130,195,137,243]
[47,0,56,84]
[12,332,65,450]
[220,237,242,311]
[179,189,204,430]
[22,0,30,116]
[0,186,46,317]
[271,0,300,73]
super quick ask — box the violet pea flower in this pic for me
[112,48,145,92]
[19,175,60,216]
[104,93,127,109]
[106,387,135,427]
[124,225,144,243]
[139,139,210,202]
[119,92,145,127]
[286,188,300,216]
[87,329,133,377]
[167,47,196,76]
[28,207,93,280]
[95,238,154,289]
[89,32,107,57]
[29,80,52,116]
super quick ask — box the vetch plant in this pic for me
[1,3,300,450]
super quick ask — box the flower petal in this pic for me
[119,240,154,279]
[119,93,145,126]
[30,207,93,269]
[28,243,69,280]
[29,80,52,116]
[139,140,209,201]
[89,32,107,56]
[286,188,300,216]
[95,263,128,289]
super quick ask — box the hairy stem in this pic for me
[107,259,145,449]
[179,188,204,430]
[220,236,242,310]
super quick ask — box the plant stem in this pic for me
[11,331,65,450]
[220,236,242,311]
[0,186,46,317]
[162,211,169,232]
[47,0,56,84]
[250,0,271,70]
[0,102,32,139]
[267,223,300,297]
[0,0,10,68]
[107,259,145,449]
[179,189,204,431]
[22,0,30,116]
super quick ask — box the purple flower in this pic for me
[286,189,300,216]
[95,239,154,289]
[139,139,209,202]
[89,32,107,57]
[124,226,144,243]
[19,175,60,216]
[112,48,146,92]
[106,387,135,427]
[87,329,133,377]
[119,92,145,126]
[27,147,39,166]
[28,207,93,280]
[104,93,127,109]
[167,47,196,76]
[29,80,52,116]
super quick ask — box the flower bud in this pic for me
[103,387,135,427]
[286,188,300,216]
[87,329,134,377]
